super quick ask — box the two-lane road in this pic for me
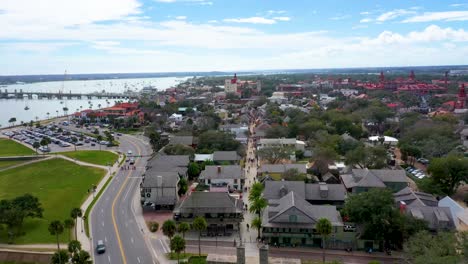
[91,134,157,264]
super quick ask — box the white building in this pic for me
[257,138,305,151]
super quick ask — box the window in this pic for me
[289,215,298,223]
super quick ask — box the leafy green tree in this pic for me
[282,168,307,181]
[187,162,201,179]
[149,131,162,152]
[149,222,159,233]
[164,144,195,156]
[178,178,188,196]
[33,141,40,154]
[8,117,17,126]
[70,208,82,239]
[344,189,427,249]
[257,146,292,164]
[399,144,422,166]
[197,130,241,152]
[170,235,186,264]
[251,217,262,239]
[49,220,64,252]
[404,231,467,264]
[345,146,387,169]
[64,219,75,241]
[316,218,332,263]
[193,216,207,256]
[427,155,468,196]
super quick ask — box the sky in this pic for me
[0,0,468,75]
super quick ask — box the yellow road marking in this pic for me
[111,138,142,264]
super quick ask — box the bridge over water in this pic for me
[0,89,138,100]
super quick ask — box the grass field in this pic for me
[0,138,35,157]
[0,160,27,170]
[0,158,105,244]
[58,150,118,166]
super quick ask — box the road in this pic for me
[91,133,158,264]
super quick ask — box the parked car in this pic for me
[417,158,430,165]
[96,240,106,254]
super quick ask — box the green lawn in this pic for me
[0,138,35,157]
[0,158,106,244]
[58,150,118,166]
[0,160,27,169]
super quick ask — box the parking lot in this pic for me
[2,121,118,154]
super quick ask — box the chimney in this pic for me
[319,182,329,198]
[217,166,222,173]
[156,175,163,187]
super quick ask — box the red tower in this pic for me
[455,83,466,109]
[231,73,238,84]
[379,71,385,83]
[409,70,415,81]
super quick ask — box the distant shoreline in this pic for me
[1,65,468,85]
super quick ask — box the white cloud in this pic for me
[273,17,291,21]
[450,3,468,7]
[403,11,468,22]
[360,11,371,15]
[330,15,351,20]
[154,0,213,5]
[0,0,141,27]
[175,16,187,20]
[223,17,277,24]
[267,10,286,15]
[360,18,372,23]
[208,20,218,23]
[376,9,416,22]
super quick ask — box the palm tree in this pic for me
[177,222,190,253]
[8,117,16,127]
[68,240,81,254]
[170,235,186,264]
[251,217,262,239]
[249,182,264,202]
[56,110,59,117]
[72,250,92,264]
[162,220,177,240]
[249,197,267,218]
[70,208,82,239]
[33,141,40,154]
[192,216,207,256]
[47,112,50,119]
[316,218,332,263]
[51,250,68,264]
[64,219,75,242]
[98,103,102,109]
[48,220,64,263]
[96,135,103,150]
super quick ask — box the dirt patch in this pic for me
[0,249,52,264]
[143,210,173,235]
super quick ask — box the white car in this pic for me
[127,150,133,155]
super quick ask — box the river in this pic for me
[0,76,188,128]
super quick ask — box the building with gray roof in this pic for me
[140,155,190,209]
[263,181,346,207]
[340,168,408,193]
[261,191,355,248]
[174,192,243,236]
[393,187,438,207]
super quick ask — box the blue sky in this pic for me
[0,0,467,74]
